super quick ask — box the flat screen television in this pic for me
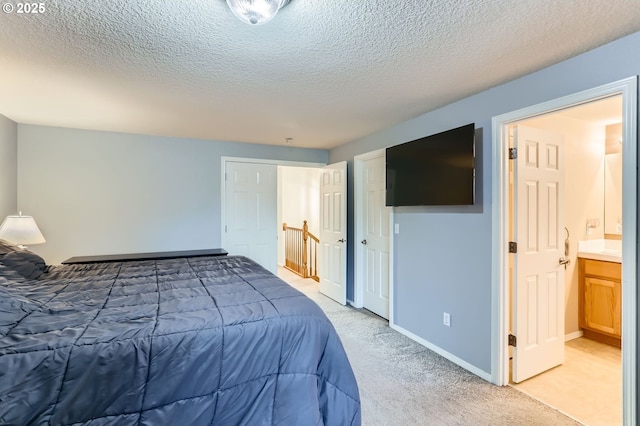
[385,123,475,206]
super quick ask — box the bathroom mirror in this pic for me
[604,122,622,236]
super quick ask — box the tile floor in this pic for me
[511,337,621,426]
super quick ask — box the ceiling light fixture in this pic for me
[225,0,291,25]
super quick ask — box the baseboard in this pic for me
[389,323,492,383]
[565,330,583,342]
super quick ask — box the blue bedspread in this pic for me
[0,254,361,425]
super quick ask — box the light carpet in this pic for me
[280,269,581,426]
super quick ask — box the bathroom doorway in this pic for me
[491,76,637,426]
[508,95,623,425]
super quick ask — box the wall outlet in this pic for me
[443,312,451,327]
[394,223,399,234]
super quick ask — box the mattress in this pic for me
[0,249,360,425]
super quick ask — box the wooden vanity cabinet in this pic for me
[578,258,621,347]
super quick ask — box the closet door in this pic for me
[224,161,277,273]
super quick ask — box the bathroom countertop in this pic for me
[577,239,622,263]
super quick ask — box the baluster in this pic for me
[303,220,309,278]
[296,231,302,274]
[288,229,291,269]
[283,223,288,269]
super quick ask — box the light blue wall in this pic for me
[0,114,17,219]
[17,125,328,264]
[329,31,640,374]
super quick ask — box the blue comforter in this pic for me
[0,254,361,425]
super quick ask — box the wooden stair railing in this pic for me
[282,220,319,282]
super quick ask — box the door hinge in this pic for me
[508,147,517,160]
[509,334,517,347]
[508,241,517,253]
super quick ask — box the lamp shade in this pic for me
[226,0,289,25]
[0,214,46,246]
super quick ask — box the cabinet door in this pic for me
[584,276,621,337]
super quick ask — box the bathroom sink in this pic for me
[599,249,622,255]
[577,239,622,263]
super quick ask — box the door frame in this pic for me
[491,77,638,423]
[220,156,325,260]
[353,149,395,324]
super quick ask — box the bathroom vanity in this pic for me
[577,239,622,348]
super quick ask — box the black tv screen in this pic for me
[386,123,475,206]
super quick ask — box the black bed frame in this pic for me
[61,248,228,265]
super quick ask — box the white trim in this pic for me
[564,330,583,342]
[221,156,326,168]
[353,153,366,309]
[390,323,492,382]
[620,77,638,426]
[490,118,510,386]
[353,149,394,322]
[490,77,637,425]
[388,207,395,328]
[220,156,327,258]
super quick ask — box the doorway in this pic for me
[509,96,623,424]
[491,77,637,424]
[277,165,322,271]
[278,162,348,305]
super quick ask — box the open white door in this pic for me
[360,154,391,318]
[319,162,347,305]
[224,161,278,274]
[512,125,565,383]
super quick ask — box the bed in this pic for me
[0,240,361,425]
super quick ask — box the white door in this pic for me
[512,125,565,383]
[319,162,347,305]
[224,161,278,274]
[360,155,391,318]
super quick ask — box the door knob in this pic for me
[559,257,570,269]
[337,238,345,243]
[361,239,367,245]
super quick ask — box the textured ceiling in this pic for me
[1,1,640,149]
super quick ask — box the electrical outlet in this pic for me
[394,223,399,234]
[443,312,451,327]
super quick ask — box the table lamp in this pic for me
[0,211,46,249]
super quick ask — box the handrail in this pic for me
[282,220,319,282]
